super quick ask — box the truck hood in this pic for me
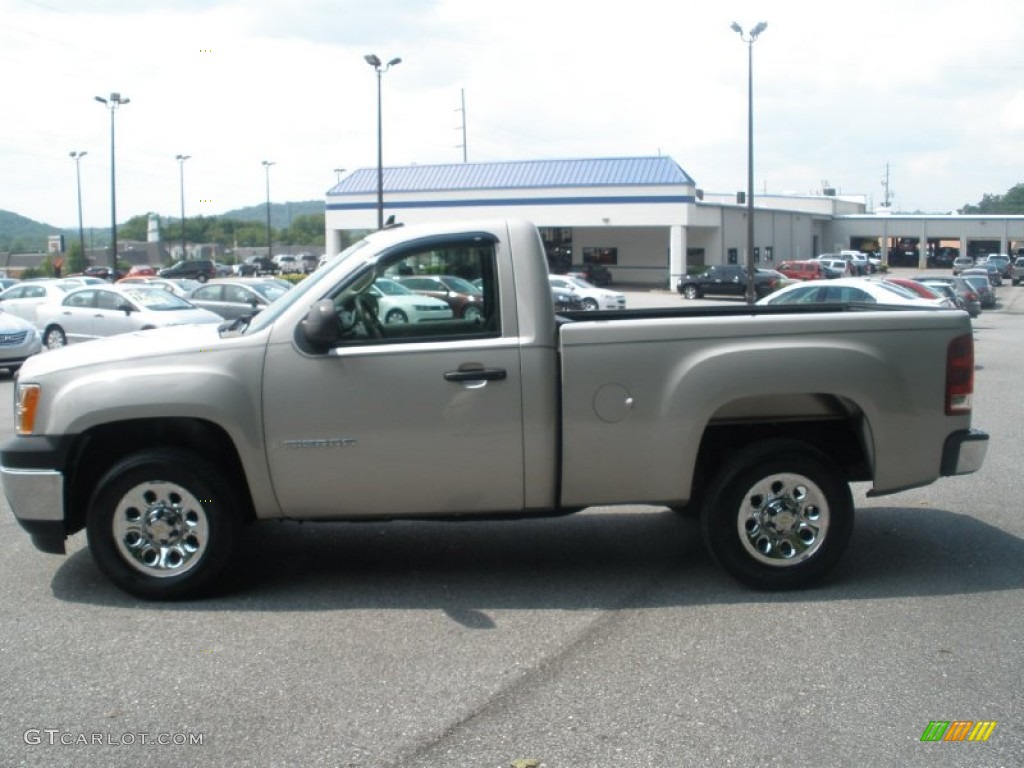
[19,324,238,379]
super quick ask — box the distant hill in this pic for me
[0,210,64,252]
[1,201,326,253]
[221,200,323,230]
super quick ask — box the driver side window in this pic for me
[332,238,500,345]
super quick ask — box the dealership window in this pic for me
[583,247,617,265]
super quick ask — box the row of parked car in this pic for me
[0,263,629,372]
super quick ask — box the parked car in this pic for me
[273,254,303,274]
[365,278,454,325]
[158,259,218,283]
[298,253,321,274]
[1012,256,1024,286]
[952,255,975,275]
[966,262,1003,286]
[551,286,585,312]
[213,262,233,277]
[566,263,613,286]
[911,275,982,318]
[881,277,957,308]
[756,277,944,308]
[57,277,107,288]
[777,260,828,281]
[397,275,486,322]
[83,265,124,281]
[548,274,626,310]
[677,264,785,300]
[0,309,42,373]
[813,257,853,278]
[36,285,222,348]
[235,256,279,276]
[0,280,71,323]
[125,265,158,278]
[984,253,1012,279]
[959,271,997,309]
[0,278,19,292]
[187,278,292,320]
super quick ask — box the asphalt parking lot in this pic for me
[0,279,1022,768]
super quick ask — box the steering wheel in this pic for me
[353,294,384,339]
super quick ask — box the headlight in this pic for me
[16,384,40,435]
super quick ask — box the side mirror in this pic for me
[301,299,339,349]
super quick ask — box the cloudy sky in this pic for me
[2,0,1023,228]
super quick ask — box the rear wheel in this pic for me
[43,326,66,349]
[86,449,244,600]
[463,305,483,323]
[701,440,853,590]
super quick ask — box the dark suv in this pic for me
[158,259,217,283]
[677,264,783,300]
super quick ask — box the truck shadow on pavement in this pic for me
[49,504,1024,614]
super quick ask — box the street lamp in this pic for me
[94,92,130,272]
[262,160,275,260]
[730,21,767,304]
[364,53,401,230]
[175,154,190,261]
[333,167,346,184]
[69,151,87,265]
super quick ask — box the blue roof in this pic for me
[327,156,694,196]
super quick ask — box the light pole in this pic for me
[262,160,275,260]
[333,167,346,184]
[69,151,87,265]
[94,92,130,272]
[731,21,767,304]
[364,53,401,230]
[175,154,190,261]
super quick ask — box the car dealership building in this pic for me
[325,156,1024,286]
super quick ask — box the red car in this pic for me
[776,260,827,281]
[882,277,956,308]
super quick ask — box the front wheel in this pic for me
[462,304,483,323]
[86,449,244,600]
[682,284,700,300]
[384,308,408,325]
[43,326,67,349]
[700,440,853,590]
[582,297,599,311]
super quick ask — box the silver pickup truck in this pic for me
[1,219,988,599]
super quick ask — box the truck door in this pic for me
[262,234,526,518]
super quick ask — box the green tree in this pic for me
[66,241,87,274]
[961,183,1024,214]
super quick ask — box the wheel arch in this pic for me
[64,417,256,537]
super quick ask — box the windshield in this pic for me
[249,282,290,301]
[243,238,370,335]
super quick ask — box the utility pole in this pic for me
[455,88,468,162]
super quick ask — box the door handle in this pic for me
[443,367,507,382]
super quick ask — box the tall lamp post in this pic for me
[730,21,767,304]
[175,154,190,261]
[364,53,401,230]
[262,160,275,260]
[69,151,88,265]
[94,92,130,272]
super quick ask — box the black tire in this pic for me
[462,304,483,323]
[682,284,700,300]
[700,439,853,590]
[43,326,67,349]
[582,297,599,311]
[197,274,208,283]
[384,308,408,325]
[86,449,243,600]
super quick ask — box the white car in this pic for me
[756,277,945,308]
[368,278,454,324]
[0,280,72,323]
[36,285,223,348]
[548,274,626,310]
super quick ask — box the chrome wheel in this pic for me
[736,472,829,566]
[112,480,209,578]
[44,327,66,349]
[683,284,699,300]
[463,305,483,323]
[582,298,599,311]
[385,309,408,324]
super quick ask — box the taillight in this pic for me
[946,333,974,414]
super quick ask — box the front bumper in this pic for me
[940,428,989,477]
[1,435,75,554]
